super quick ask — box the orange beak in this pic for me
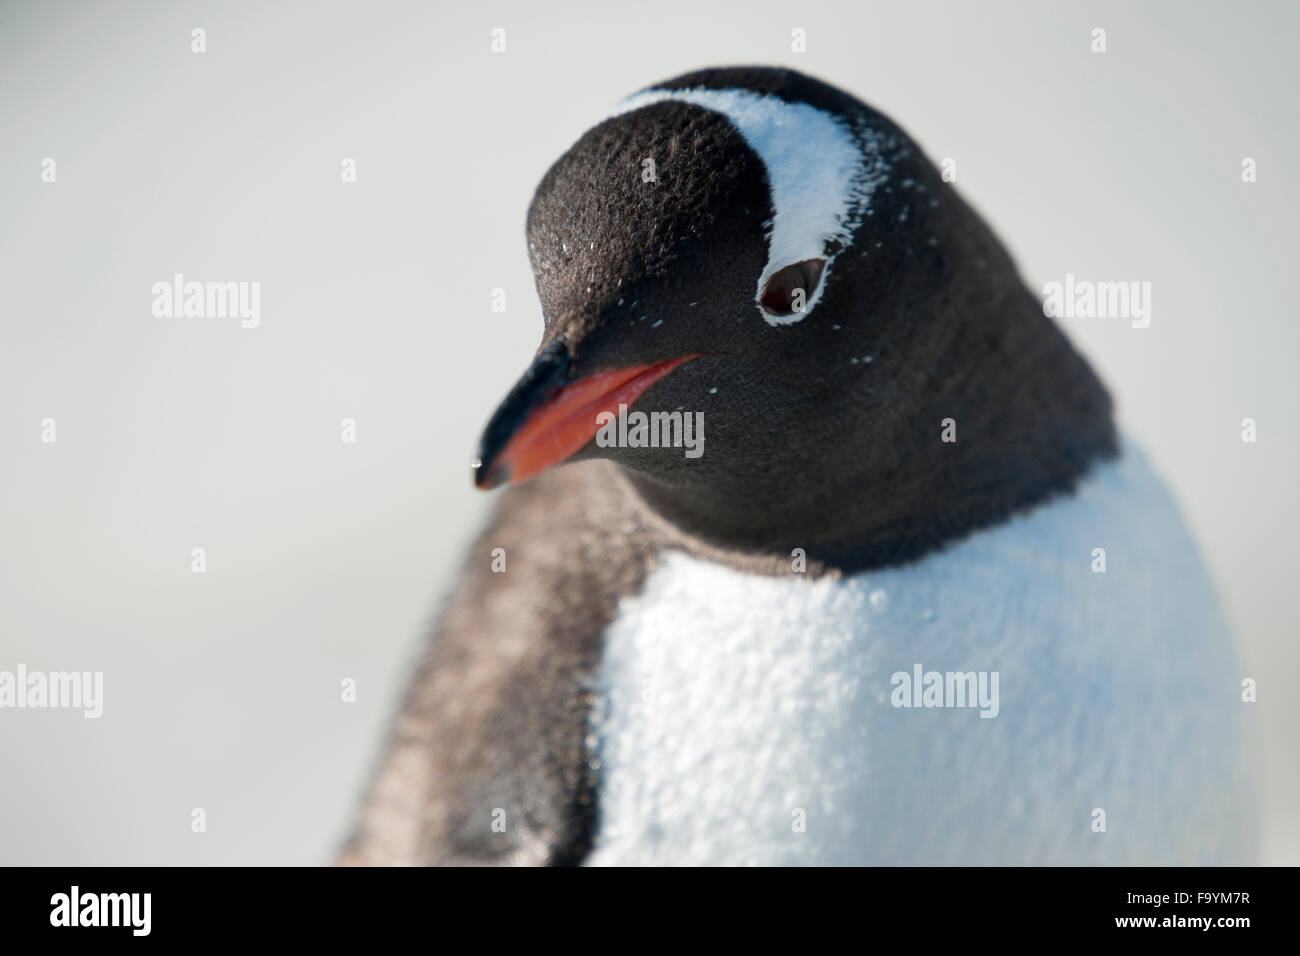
[473,343,696,489]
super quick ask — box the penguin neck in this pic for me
[621,282,1119,575]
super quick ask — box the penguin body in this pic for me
[588,440,1252,865]
[342,67,1256,865]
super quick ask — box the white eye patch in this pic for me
[608,86,889,326]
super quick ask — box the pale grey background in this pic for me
[1,0,1295,864]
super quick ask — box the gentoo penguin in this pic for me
[342,67,1255,866]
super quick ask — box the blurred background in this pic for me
[0,0,1295,864]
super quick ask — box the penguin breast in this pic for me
[584,439,1255,865]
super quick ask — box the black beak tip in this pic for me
[469,338,569,493]
[470,456,506,491]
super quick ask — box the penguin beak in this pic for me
[473,340,695,489]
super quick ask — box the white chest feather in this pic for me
[586,444,1256,865]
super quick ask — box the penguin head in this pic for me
[473,67,1112,559]
[477,69,936,473]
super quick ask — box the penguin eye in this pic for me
[759,258,826,317]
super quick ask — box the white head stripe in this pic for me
[609,87,887,325]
